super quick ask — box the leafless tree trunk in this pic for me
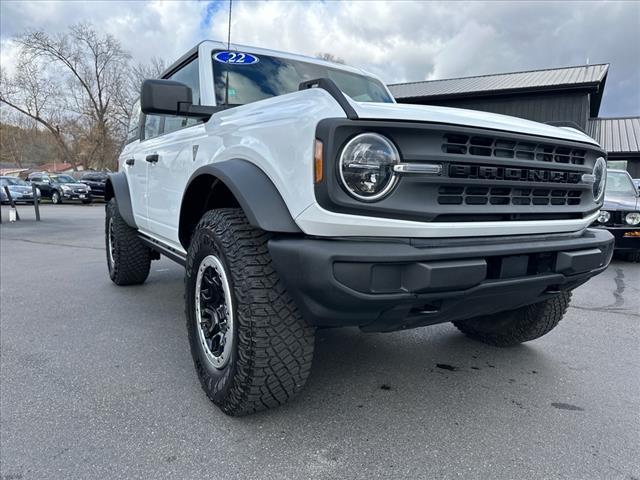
[1,23,133,171]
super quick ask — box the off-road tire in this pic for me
[105,198,151,285]
[51,191,61,204]
[453,292,571,347]
[185,208,315,416]
[623,250,640,262]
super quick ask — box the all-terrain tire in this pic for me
[105,198,151,285]
[453,292,571,347]
[185,208,315,416]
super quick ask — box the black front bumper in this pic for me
[268,228,614,332]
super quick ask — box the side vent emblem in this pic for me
[192,145,199,162]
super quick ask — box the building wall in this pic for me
[401,91,591,130]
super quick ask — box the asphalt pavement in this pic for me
[1,204,639,480]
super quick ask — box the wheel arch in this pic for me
[179,159,301,249]
[105,172,137,228]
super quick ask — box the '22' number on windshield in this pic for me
[226,53,246,63]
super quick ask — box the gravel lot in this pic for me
[1,204,639,480]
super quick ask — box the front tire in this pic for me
[185,208,315,416]
[453,292,571,347]
[105,198,151,285]
[51,191,61,204]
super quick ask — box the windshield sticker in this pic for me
[214,51,259,65]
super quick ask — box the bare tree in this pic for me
[0,57,80,169]
[1,23,131,170]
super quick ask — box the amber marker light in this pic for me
[314,139,324,183]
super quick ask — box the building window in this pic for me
[607,160,628,170]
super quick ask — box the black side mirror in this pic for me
[140,79,222,120]
[141,79,192,116]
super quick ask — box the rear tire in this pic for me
[453,292,571,347]
[105,198,151,285]
[185,208,315,416]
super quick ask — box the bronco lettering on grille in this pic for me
[449,164,582,184]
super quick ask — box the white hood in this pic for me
[351,101,600,147]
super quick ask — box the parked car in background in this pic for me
[0,176,41,204]
[79,172,108,198]
[27,172,92,204]
[593,169,640,261]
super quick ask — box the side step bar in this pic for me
[138,233,187,266]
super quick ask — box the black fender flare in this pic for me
[105,172,137,229]
[183,160,301,233]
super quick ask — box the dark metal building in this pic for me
[388,64,640,177]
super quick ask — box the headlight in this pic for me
[625,212,640,225]
[592,157,607,202]
[597,210,611,223]
[338,133,400,201]
[61,185,71,191]
[85,185,92,192]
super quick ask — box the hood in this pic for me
[7,185,33,192]
[602,192,639,211]
[351,101,600,146]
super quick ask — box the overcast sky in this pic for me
[1,0,638,116]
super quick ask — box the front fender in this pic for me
[185,160,301,233]
[105,172,137,229]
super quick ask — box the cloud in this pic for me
[1,0,638,116]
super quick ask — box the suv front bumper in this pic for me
[268,228,614,332]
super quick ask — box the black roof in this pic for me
[389,64,609,116]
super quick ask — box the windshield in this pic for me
[52,175,77,184]
[0,177,26,186]
[212,51,393,106]
[605,172,636,195]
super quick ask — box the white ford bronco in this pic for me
[106,41,614,416]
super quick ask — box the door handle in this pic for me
[145,154,159,163]
[125,158,135,166]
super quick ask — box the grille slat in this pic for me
[437,186,582,207]
[443,134,587,165]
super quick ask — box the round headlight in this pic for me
[597,210,611,223]
[625,212,640,225]
[338,133,400,201]
[592,157,607,202]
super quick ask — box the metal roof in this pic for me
[587,117,640,154]
[388,64,609,100]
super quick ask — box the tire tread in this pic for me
[186,208,314,416]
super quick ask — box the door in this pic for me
[30,175,51,198]
[145,56,204,246]
[120,101,147,229]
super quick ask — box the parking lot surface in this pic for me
[1,204,639,480]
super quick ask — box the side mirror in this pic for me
[141,79,192,116]
[140,79,221,120]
